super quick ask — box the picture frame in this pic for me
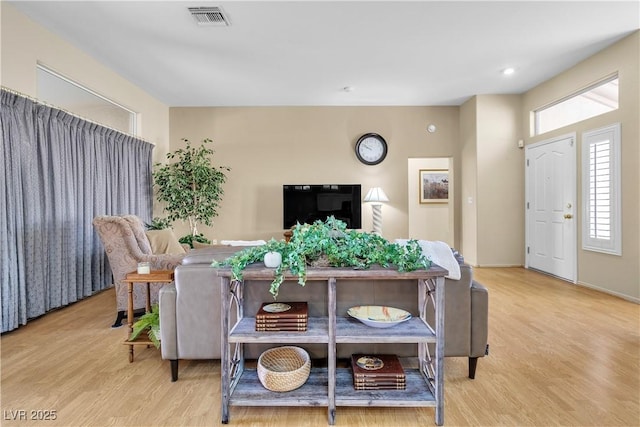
[419,169,449,204]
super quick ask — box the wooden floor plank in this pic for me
[1,267,638,426]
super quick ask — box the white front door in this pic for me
[525,134,577,282]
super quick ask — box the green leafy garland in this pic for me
[213,217,431,298]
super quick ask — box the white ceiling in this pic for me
[8,1,640,107]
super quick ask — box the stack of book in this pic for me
[351,354,406,390]
[255,301,308,331]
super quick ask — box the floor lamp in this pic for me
[364,187,389,236]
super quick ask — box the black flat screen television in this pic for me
[283,184,362,229]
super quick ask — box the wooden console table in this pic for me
[217,265,447,425]
[122,270,174,363]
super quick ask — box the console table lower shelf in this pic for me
[226,366,436,408]
[226,367,329,407]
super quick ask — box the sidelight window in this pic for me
[581,123,621,255]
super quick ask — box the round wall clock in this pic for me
[355,133,388,165]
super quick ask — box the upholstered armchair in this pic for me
[93,215,186,327]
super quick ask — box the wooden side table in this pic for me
[123,270,174,363]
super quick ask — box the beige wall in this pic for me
[168,106,460,243]
[459,94,525,268]
[476,94,525,267]
[522,31,639,301]
[0,4,170,158]
[459,97,479,265]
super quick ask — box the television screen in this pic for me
[283,184,362,229]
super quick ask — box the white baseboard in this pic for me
[471,266,639,303]
[576,280,640,304]
[474,264,524,268]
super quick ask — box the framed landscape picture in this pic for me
[419,169,449,203]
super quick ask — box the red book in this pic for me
[255,302,308,320]
[255,324,308,330]
[351,354,405,379]
[354,384,406,390]
[354,377,406,385]
[255,318,308,325]
[255,325,308,332]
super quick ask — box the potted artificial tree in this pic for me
[153,138,230,247]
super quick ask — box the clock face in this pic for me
[355,133,387,165]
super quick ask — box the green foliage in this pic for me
[179,233,211,249]
[130,304,161,348]
[213,217,431,298]
[145,217,173,230]
[153,138,230,236]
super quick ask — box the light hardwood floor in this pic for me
[1,267,638,426]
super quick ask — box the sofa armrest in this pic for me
[470,280,489,358]
[172,264,224,359]
[159,283,178,360]
[440,273,472,356]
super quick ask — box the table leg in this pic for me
[435,276,445,426]
[221,277,230,424]
[145,282,151,313]
[327,278,336,425]
[127,281,134,363]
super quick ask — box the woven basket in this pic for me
[257,346,311,392]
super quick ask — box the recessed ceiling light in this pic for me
[502,67,516,76]
[343,86,355,92]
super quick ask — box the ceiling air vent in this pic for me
[188,7,230,26]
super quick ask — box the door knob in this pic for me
[564,214,573,219]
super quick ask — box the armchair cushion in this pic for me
[146,229,187,255]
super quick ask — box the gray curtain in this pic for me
[0,89,153,333]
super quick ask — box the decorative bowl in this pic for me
[257,346,311,392]
[347,305,412,328]
[262,302,291,313]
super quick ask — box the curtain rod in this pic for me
[1,85,155,145]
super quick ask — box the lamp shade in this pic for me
[364,187,389,203]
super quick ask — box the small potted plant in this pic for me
[129,304,161,348]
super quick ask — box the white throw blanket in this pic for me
[221,240,267,246]
[395,239,461,280]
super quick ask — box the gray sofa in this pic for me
[159,246,488,382]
